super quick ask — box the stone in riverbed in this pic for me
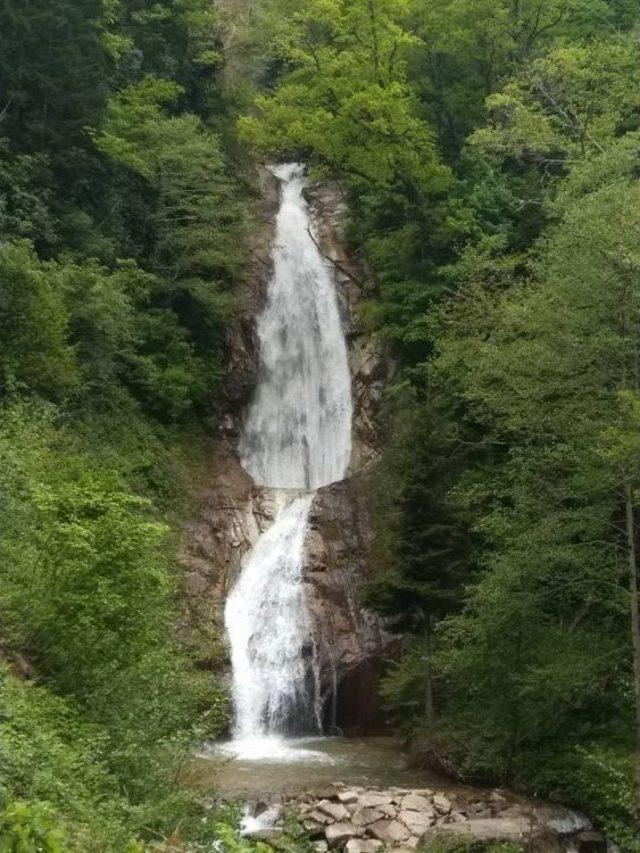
[400,794,431,812]
[377,803,398,818]
[325,822,364,847]
[345,840,383,853]
[313,843,329,853]
[318,800,350,822]
[338,791,361,805]
[449,811,468,823]
[308,810,333,825]
[433,794,452,814]
[352,808,385,827]
[358,793,394,809]
[303,820,327,838]
[422,817,527,843]
[398,809,434,835]
[367,819,410,844]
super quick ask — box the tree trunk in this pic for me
[624,481,640,821]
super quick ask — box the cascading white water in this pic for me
[224,163,352,759]
[239,163,352,490]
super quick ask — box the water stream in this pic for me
[223,163,353,761]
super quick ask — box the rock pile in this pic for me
[246,783,610,852]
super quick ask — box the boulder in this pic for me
[422,817,527,843]
[303,819,327,838]
[358,793,394,809]
[325,822,365,847]
[400,794,432,812]
[433,794,452,815]
[338,790,361,805]
[377,804,398,818]
[533,805,591,836]
[352,808,385,827]
[308,810,333,825]
[318,800,350,822]
[398,810,434,835]
[367,819,411,844]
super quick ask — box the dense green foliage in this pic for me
[0,1,247,849]
[236,0,640,846]
[3,0,640,850]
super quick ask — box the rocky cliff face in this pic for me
[178,166,394,732]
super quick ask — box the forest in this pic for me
[1,0,639,850]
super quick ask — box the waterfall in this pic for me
[224,163,352,758]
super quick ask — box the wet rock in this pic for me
[367,819,411,844]
[313,842,329,853]
[325,822,364,847]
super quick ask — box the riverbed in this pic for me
[185,736,443,799]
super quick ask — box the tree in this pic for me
[432,179,640,839]
[0,241,78,399]
[367,382,471,726]
[0,0,108,157]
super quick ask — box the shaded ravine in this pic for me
[223,163,353,759]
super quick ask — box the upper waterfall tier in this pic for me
[239,163,353,491]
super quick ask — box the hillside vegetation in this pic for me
[1,0,639,850]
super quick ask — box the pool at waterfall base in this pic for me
[188,737,442,799]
